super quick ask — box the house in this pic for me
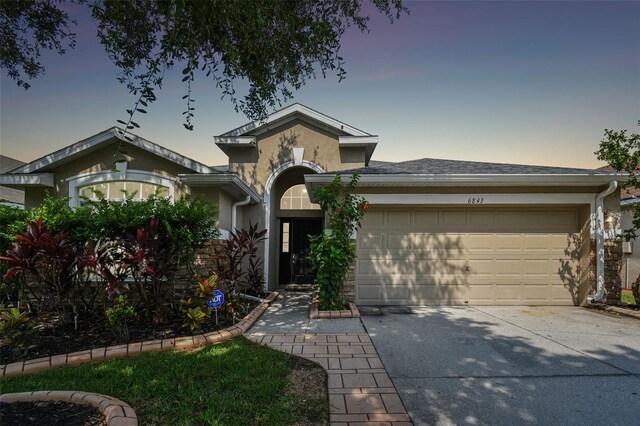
[0,104,624,306]
[0,155,25,208]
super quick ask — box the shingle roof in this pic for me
[0,155,25,205]
[0,155,25,173]
[339,158,612,175]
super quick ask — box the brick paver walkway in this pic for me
[248,293,412,425]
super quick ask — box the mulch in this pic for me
[0,302,257,365]
[0,401,106,426]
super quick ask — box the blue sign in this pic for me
[207,290,225,309]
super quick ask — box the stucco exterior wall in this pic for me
[228,118,366,194]
[24,188,48,209]
[225,119,370,289]
[217,191,234,231]
[51,142,193,200]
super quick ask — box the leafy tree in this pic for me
[596,125,640,304]
[1,0,407,131]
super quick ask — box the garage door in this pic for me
[356,206,583,306]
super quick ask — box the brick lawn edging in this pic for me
[585,304,640,321]
[0,292,279,378]
[1,391,138,426]
[310,301,361,319]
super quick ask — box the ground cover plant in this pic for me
[621,289,638,306]
[309,174,368,310]
[0,337,329,426]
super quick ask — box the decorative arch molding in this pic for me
[263,160,325,290]
[67,168,176,207]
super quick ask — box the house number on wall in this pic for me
[468,197,484,204]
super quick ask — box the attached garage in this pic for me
[356,206,589,306]
[305,156,623,307]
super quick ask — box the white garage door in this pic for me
[356,206,583,306]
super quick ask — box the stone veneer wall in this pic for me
[342,261,356,302]
[589,240,623,305]
[173,239,223,299]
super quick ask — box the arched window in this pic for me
[280,184,320,210]
[67,168,175,207]
[78,181,169,203]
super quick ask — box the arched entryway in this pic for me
[264,161,325,288]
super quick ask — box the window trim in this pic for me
[280,183,321,210]
[67,169,176,207]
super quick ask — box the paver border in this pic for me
[585,304,640,320]
[310,301,360,319]
[249,332,412,425]
[0,292,279,378]
[1,391,138,426]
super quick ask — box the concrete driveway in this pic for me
[362,306,640,426]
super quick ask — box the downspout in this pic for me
[587,181,618,303]
[231,195,251,231]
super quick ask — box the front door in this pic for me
[279,218,323,285]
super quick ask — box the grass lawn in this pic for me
[0,337,328,425]
[621,290,637,305]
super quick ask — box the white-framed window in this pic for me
[67,168,176,207]
[78,181,169,204]
[280,184,320,210]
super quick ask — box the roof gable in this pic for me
[9,128,214,175]
[219,103,371,137]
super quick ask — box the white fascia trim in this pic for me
[11,128,213,175]
[213,136,256,144]
[621,197,640,206]
[220,103,370,137]
[0,201,25,209]
[0,173,54,187]
[178,174,261,203]
[67,169,176,207]
[306,173,623,187]
[362,193,596,205]
[339,136,378,144]
[213,136,257,156]
[128,131,213,174]
[338,136,378,166]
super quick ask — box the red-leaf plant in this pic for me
[0,218,77,318]
[213,222,267,295]
[125,218,178,324]
[81,239,130,301]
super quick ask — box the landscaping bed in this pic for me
[0,337,329,425]
[0,302,257,365]
[0,400,106,426]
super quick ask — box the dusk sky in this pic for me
[1,1,638,169]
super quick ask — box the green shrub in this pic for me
[0,205,29,306]
[105,295,135,341]
[0,307,34,349]
[309,174,368,310]
[0,193,219,324]
[179,298,210,333]
[0,218,78,319]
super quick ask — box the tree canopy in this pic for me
[596,123,640,303]
[0,0,407,130]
